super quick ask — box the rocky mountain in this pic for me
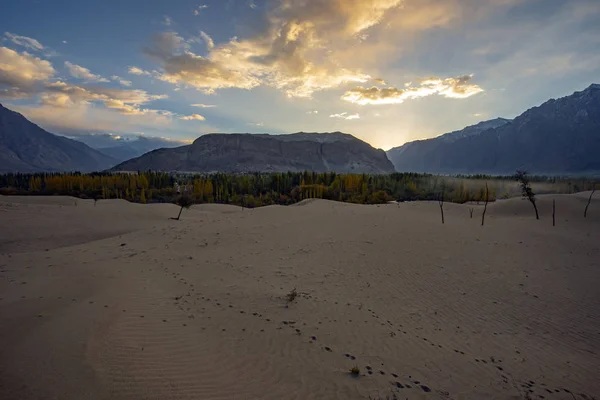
[387,84,600,175]
[112,132,395,174]
[387,118,511,173]
[0,103,117,173]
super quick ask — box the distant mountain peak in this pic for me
[436,117,511,142]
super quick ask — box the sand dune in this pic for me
[0,194,598,399]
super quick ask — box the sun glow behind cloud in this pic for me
[342,75,484,105]
[1,0,598,148]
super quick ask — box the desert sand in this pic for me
[0,193,598,400]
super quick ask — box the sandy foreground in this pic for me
[0,194,598,400]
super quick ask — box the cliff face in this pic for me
[112,132,395,174]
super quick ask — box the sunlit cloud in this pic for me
[141,29,371,97]
[4,32,45,52]
[0,43,216,137]
[137,0,413,98]
[142,32,261,93]
[39,81,169,116]
[0,46,55,94]
[180,113,206,121]
[199,31,214,50]
[128,66,152,76]
[191,103,216,108]
[330,112,360,120]
[111,75,132,87]
[64,61,109,82]
[193,5,208,15]
[342,75,484,105]
[306,110,319,114]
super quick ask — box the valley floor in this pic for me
[0,194,599,400]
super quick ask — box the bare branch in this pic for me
[481,183,489,226]
[584,187,596,218]
[438,192,445,224]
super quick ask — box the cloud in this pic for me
[138,0,412,98]
[0,88,31,99]
[62,40,67,44]
[248,0,257,9]
[162,16,172,26]
[342,75,484,105]
[191,103,216,108]
[143,32,261,93]
[142,28,370,97]
[0,47,168,118]
[199,31,214,50]
[0,46,55,94]
[306,110,319,114]
[13,102,180,137]
[111,75,132,87]
[0,44,215,138]
[4,32,45,52]
[36,81,169,119]
[180,113,206,121]
[103,99,147,115]
[329,112,360,120]
[193,4,210,14]
[64,61,109,82]
[128,66,152,76]
[247,122,264,126]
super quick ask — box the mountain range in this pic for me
[387,84,600,175]
[72,135,185,163]
[0,104,116,173]
[1,83,599,175]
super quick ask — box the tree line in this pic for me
[0,171,596,208]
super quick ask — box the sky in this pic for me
[1,0,599,150]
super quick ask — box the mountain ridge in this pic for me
[112,131,395,174]
[387,84,600,175]
[0,103,117,173]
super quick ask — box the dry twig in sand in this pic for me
[584,187,596,218]
[438,193,445,224]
